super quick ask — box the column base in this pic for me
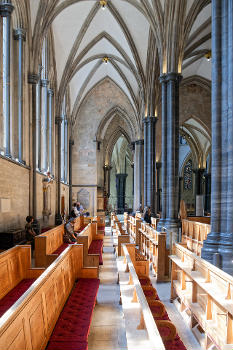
[218,233,233,276]
[164,219,180,245]
[201,232,220,264]
[55,214,63,226]
[157,218,167,232]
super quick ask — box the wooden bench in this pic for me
[124,212,129,232]
[76,222,104,266]
[92,215,105,235]
[128,215,141,245]
[115,221,131,257]
[182,219,211,256]
[121,244,187,350]
[122,243,149,277]
[0,244,99,350]
[139,223,169,282]
[0,245,45,318]
[170,243,233,350]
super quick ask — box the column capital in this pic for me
[69,139,74,146]
[160,72,183,83]
[147,116,158,124]
[55,116,63,125]
[0,3,14,17]
[135,139,144,145]
[13,28,26,41]
[48,88,54,96]
[28,73,39,85]
[143,117,149,123]
[41,79,49,87]
[156,161,162,169]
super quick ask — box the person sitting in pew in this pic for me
[71,202,79,217]
[25,216,36,249]
[64,217,78,243]
[76,202,84,214]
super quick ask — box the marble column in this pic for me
[69,139,74,212]
[204,173,211,214]
[28,73,39,218]
[202,0,233,274]
[47,88,53,173]
[116,173,127,214]
[41,79,49,172]
[143,118,148,206]
[157,76,168,230]
[64,120,68,182]
[0,2,14,157]
[156,162,162,212]
[158,73,182,241]
[13,28,26,162]
[55,116,63,225]
[134,139,143,211]
[147,116,157,216]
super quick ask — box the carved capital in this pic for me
[28,73,39,85]
[41,79,49,87]
[135,139,144,145]
[0,3,14,17]
[48,88,54,96]
[160,72,183,83]
[55,116,63,125]
[13,28,26,41]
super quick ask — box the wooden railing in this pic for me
[170,243,233,350]
[182,219,211,256]
[122,244,166,350]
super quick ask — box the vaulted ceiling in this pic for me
[28,0,212,126]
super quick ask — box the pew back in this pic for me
[182,219,211,255]
[0,245,44,300]
[0,244,98,350]
[170,243,233,350]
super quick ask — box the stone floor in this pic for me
[88,223,204,350]
[88,227,128,350]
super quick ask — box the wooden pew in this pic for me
[139,223,169,282]
[0,244,98,350]
[121,243,166,350]
[76,222,104,266]
[122,243,149,277]
[92,215,105,234]
[115,221,130,257]
[182,219,211,256]
[124,212,129,232]
[170,243,233,350]
[0,245,45,317]
[128,216,141,245]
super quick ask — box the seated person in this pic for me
[64,218,77,243]
[143,206,151,224]
[71,202,79,217]
[25,216,36,249]
[76,202,84,215]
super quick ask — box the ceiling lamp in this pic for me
[204,50,211,61]
[100,0,107,10]
[102,57,109,64]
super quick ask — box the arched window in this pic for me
[184,159,192,191]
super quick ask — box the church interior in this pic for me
[1,0,233,350]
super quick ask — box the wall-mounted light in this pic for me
[204,51,211,61]
[100,0,107,10]
[102,57,109,64]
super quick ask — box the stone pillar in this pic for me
[158,73,182,241]
[36,77,42,170]
[116,173,127,214]
[55,116,63,225]
[156,162,162,212]
[28,73,39,218]
[202,0,233,274]
[147,116,157,216]
[143,118,148,206]
[64,120,68,182]
[69,138,74,213]
[157,76,168,230]
[41,79,49,172]
[193,168,205,216]
[47,88,53,173]
[134,139,143,210]
[13,28,26,162]
[0,2,14,157]
[105,165,112,198]
[204,173,211,214]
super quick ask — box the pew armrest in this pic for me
[26,268,46,278]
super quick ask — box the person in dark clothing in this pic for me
[143,206,151,224]
[25,216,36,249]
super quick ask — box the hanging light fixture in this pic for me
[204,50,211,61]
[100,0,107,10]
[102,57,109,64]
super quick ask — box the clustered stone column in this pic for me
[0,1,14,157]
[55,116,63,225]
[201,0,233,275]
[133,139,143,210]
[28,73,39,218]
[143,116,157,216]
[69,138,74,212]
[116,173,127,214]
[48,88,53,173]
[157,73,182,241]
[14,28,26,162]
[41,79,49,172]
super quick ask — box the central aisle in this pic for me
[88,227,128,350]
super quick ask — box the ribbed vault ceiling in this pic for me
[29,0,212,125]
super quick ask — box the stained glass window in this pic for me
[184,159,192,190]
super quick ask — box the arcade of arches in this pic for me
[1,0,233,348]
